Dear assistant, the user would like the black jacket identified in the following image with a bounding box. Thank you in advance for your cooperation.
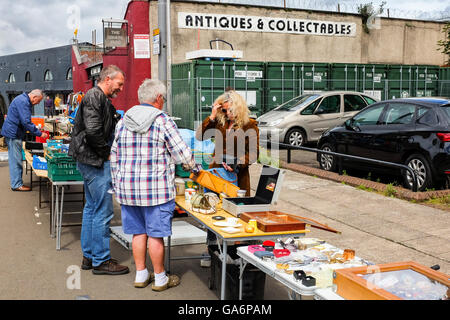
[68,86,120,168]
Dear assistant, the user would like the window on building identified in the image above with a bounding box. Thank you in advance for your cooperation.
[25,71,32,82]
[8,73,16,83]
[66,68,72,80]
[44,69,53,81]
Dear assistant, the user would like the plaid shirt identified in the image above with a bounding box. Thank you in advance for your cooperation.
[110,112,198,206]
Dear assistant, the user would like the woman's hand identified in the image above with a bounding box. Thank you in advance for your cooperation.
[222,162,234,172]
[210,103,222,121]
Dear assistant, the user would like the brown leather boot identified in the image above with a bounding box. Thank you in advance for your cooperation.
[81,256,92,270]
[92,259,129,275]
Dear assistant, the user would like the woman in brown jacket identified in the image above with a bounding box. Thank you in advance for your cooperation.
[196,90,259,196]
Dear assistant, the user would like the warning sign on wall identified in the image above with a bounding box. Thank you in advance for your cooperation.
[134,34,150,59]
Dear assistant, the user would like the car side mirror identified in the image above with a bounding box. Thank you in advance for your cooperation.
[345,119,360,132]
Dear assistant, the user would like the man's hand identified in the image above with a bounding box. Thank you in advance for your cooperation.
[40,132,49,140]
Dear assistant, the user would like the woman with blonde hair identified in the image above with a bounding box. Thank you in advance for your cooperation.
[196,90,259,196]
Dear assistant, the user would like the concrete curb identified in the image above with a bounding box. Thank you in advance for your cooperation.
[280,160,450,202]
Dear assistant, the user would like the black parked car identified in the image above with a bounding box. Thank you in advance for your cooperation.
[317,98,450,191]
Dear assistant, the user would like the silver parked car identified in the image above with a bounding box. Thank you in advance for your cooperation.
[257,91,378,146]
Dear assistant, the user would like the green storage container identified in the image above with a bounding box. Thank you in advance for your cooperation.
[359,64,387,91]
[330,63,361,92]
[387,65,415,99]
[439,67,450,97]
[298,63,330,93]
[387,65,439,98]
[264,62,300,112]
[358,64,388,101]
[413,65,439,97]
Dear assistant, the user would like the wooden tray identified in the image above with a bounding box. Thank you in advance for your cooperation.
[240,211,306,232]
[240,211,341,234]
[334,261,450,300]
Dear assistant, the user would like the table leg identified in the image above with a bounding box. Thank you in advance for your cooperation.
[57,186,64,250]
[39,177,42,209]
[221,240,228,300]
[29,164,33,191]
[239,258,243,300]
[51,184,55,238]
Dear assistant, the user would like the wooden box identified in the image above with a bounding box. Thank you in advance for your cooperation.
[240,211,306,232]
[333,261,450,300]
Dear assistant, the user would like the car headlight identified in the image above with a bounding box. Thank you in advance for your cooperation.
[267,118,284,127]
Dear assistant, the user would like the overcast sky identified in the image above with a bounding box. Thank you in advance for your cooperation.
[0,0,448,56]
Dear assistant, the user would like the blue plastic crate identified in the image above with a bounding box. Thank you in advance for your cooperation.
[32,155,48,170]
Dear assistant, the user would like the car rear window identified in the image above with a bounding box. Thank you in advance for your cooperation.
[441,105,450,121]
[417,106,438,126]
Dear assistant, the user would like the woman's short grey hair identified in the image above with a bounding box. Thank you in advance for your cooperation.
[138,79,166,104]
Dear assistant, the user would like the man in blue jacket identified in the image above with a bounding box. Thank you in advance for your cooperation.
[1,90,49,191]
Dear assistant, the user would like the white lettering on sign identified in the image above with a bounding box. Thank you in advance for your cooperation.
[234,70,263,79]
[178,12,356,37]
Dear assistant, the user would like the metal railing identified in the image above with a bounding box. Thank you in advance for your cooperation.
[260,139,418,192]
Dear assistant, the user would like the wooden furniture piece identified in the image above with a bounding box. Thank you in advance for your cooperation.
[240,211,306,232]
[334,261,450,300]
[240,211,341,234]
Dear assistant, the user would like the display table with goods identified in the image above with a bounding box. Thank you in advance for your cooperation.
[45,144,84,250]
[236,240,370,300]
[173,165,333,300]
[24,140,85,250]
[174,195,310,300]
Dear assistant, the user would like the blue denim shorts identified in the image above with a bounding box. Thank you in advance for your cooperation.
[121,200,175,238]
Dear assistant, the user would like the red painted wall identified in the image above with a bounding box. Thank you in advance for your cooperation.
[72,0,151,112]
[71,49,94,94]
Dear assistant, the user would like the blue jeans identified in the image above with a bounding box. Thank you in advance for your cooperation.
[77,161,114,267]
[5,137,24,189]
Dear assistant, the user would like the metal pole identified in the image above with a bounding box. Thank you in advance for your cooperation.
[158,1,168,109]
[166,0,172,115]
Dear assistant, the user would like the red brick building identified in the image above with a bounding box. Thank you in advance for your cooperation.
[71,0,151,111]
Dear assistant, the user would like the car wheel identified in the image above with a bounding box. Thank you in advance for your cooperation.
[319,143,337,172]
[403,154,433,191]
[285,128,306,147]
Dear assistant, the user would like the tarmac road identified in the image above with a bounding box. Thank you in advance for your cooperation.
[0,160,448,300]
